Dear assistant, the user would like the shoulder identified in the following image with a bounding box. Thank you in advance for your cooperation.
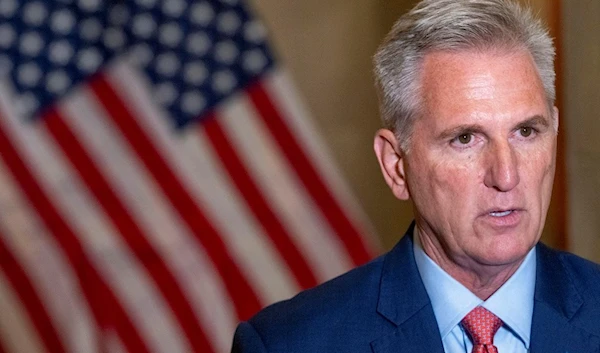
[538,243,600,325]
[556,248,600,298]
[236,255,391,352]
[540,243,600,294]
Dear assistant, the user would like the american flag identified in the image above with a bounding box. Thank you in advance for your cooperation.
[0,0,378,352]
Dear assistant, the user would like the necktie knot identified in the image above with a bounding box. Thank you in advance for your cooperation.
[461,306,502,353]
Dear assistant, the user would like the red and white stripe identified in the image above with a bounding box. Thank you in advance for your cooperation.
[0,60,378,353]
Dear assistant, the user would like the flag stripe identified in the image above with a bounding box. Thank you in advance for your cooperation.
[202,114,318,289]
[104,331,127,353]
[88,74,262,320]
[0,235,65,353]
[247,81,372,266]
[107,63,299,307]
[60,84,239,353]
[0,155,99,353]
[218,95,354,282]
[41,108,213,353]
[264,72,376,236]
[3,87,192,353]
[0,272,45,353]
[0,109,151,353]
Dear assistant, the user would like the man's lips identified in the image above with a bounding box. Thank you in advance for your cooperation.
[489,210,513,217]
[481,207,524,217]
[479,208,524,228]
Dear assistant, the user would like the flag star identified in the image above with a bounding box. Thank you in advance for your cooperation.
[212,70,237,94]
[183,62,208,85]
[0,0,18,18]
[186,32,211,56]
[46,70,71,94]
[22,1,48,27]
[0,24,17,49]
[154,82,178,105]
[244,21,267,44]
[242,49,267,74]
[217,11,241,35]
[163,0,187,18]
[16,92,40,117]
[50,9,76,35]
[155,52,180,77]
[128,43,153,67]
[48,40,74,66]
[78,0,101,12]
[190,2,214,26]
[181,91,206,116]
[80,18,103,41]
[104,27,127,51]
[214,40,239,64]
[17,62,43,87]
[77,47,103,73]
[109,4,130,26]
[158,23,183,48]
[132,13,157,39]
[19,31,45,57]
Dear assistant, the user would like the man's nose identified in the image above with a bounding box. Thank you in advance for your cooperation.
[483,142,520,192]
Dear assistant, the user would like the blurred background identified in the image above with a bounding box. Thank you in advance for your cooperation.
[0,0,597,352]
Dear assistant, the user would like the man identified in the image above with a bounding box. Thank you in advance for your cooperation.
[232,0,600,352]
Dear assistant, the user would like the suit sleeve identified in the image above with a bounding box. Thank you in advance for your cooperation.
[231,321,268,353]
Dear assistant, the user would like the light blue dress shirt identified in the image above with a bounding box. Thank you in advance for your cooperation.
[413,229,536,353]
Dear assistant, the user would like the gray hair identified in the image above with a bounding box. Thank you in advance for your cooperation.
[373,0,556,151]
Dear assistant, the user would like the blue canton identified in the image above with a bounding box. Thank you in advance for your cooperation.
[0,0,275,129]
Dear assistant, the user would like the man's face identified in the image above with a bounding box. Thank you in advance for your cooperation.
[404,49,557,269]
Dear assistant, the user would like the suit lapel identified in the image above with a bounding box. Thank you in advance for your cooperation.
[530,243,600,353]
[531,302,599,353]
[370,226,444,353]
[370,305,443,353]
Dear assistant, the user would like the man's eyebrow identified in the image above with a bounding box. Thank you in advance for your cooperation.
[514,115,550,129]
[437,124,484,140]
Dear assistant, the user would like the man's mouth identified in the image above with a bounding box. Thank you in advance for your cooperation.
[489,210,513,217]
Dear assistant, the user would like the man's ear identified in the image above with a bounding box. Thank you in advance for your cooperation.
[373,129,410,200]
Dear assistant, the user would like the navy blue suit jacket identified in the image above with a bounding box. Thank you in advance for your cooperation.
[232,226,600,352]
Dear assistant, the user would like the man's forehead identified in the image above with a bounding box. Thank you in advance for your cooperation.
[420,48,539,82]
[414,49,549,130]
[420,50,544,101]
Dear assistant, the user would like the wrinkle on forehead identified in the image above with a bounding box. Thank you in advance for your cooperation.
[464,72,497,100]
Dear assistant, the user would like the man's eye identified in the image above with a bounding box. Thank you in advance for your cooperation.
[457,134,472,144]
[520,127,533,137]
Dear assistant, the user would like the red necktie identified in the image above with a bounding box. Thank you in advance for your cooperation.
[461,306,503,353]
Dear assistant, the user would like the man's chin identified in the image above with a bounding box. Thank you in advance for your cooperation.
[471,243,534,267]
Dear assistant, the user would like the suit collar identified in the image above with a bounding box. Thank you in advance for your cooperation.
[530,243,600,352]
[376,224,430,326]
[372,224,445,353]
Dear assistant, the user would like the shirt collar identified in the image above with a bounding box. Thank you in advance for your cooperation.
[482,246,536,348]
[413,227,536,347]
